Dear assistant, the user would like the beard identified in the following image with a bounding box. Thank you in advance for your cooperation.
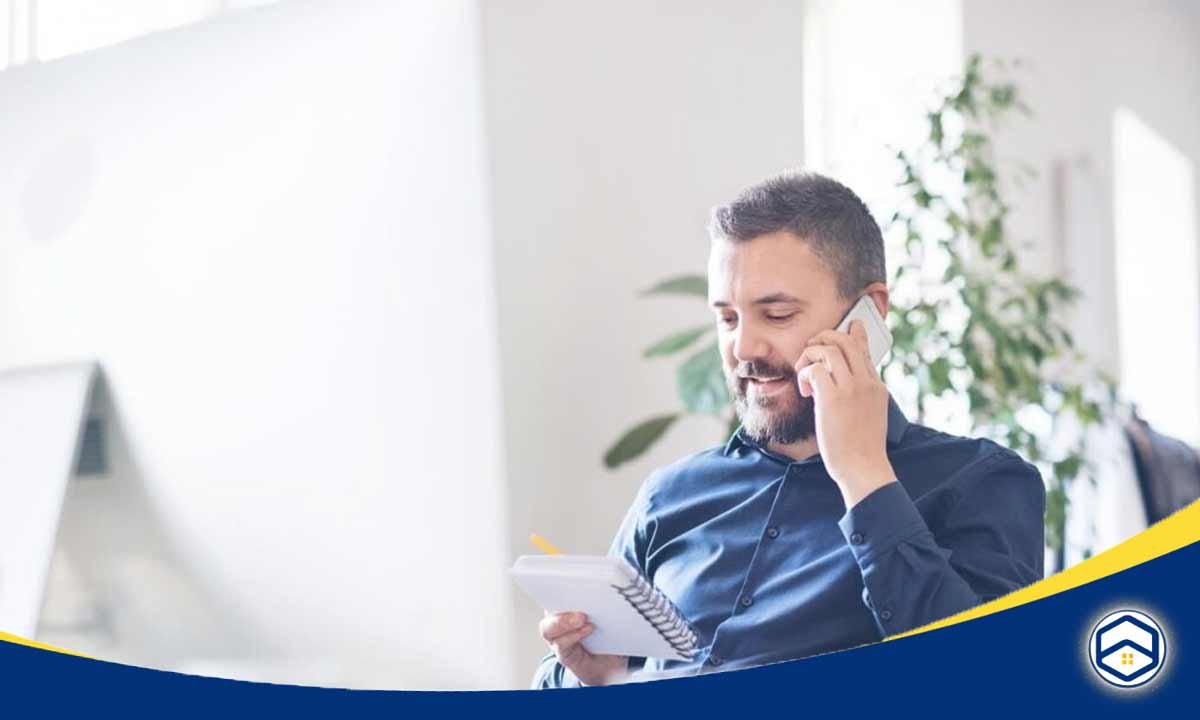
[726,358,816,445]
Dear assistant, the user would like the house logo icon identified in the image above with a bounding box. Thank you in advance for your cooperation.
[1087,609,1167,688]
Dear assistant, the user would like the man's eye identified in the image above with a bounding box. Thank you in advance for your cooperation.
[719,315,738,327]
[766,313,796,322]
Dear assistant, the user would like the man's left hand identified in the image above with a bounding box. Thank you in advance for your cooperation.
[795,320,897,510]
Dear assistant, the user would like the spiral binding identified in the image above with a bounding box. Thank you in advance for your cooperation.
[611,575,698,658]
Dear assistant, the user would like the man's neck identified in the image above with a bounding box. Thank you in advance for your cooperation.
[766,435,821,463]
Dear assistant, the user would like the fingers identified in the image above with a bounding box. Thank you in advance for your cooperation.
[540,612,588,643]
[809,321,875,378]
[797,362,834,398]
[799,344,851,385]
[847,319,873,370]
[848,318,868,342]
[550,624,596,666]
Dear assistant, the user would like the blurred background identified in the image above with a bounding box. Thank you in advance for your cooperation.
[0,0,1197,691]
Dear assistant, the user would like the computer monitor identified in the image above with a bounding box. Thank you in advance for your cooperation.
[0,0,514,689]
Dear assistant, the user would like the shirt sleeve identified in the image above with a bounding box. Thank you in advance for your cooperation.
[837,451,1045,638]
[530,474,657,689]
[530,653,583,690]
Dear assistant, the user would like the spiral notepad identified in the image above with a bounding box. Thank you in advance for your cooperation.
[510,555,698,661]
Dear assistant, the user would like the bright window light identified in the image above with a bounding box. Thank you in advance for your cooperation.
[802,0,962,213]
[1,1,9,69]
[35,0,216,61]
[1113,107,1200,444]
[5,0,35,66]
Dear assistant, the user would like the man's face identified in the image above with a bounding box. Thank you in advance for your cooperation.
[708,231,850,445]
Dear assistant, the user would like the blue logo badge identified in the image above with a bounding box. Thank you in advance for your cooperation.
[1087,609,1167,688]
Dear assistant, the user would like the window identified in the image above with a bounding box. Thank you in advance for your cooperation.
[3,0,37,68]
[1113,107,1200,444]
[1,0,283,67]
[1,4,8,70]
[802,0,963,214]
[36,0,216,61]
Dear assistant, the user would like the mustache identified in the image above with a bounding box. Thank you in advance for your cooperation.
[734,359,796,381]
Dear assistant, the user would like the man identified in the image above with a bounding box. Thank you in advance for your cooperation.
[534,172,1045,688]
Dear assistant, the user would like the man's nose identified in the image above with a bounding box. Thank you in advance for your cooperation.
[731,323,770,364]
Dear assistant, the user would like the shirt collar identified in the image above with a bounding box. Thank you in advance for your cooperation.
[722,394,910,457]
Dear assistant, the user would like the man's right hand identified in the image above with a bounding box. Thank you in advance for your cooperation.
[539,611,629,686]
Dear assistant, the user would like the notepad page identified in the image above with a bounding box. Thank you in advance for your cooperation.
[510,555,692,661]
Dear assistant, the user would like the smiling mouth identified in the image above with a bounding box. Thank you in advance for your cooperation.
[742,376,791,395]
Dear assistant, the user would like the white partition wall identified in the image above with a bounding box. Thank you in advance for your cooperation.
[482,0,812,681]
[0,0,513,689]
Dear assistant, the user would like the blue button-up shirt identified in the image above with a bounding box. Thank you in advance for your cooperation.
[533,398,1045,687]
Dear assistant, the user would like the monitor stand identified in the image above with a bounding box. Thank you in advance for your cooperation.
[0,362,99,642]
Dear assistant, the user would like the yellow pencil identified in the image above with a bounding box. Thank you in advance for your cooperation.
[529,533,563,555]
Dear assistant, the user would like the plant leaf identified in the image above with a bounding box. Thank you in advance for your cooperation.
[928,356,953,394]
[643,325,711,358]
[603,414,679,469]
[641,274,707,298]
[1052,455,1082,482]
[676,341,729,415]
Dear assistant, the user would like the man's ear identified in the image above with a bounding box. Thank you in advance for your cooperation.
[863,282,889,318]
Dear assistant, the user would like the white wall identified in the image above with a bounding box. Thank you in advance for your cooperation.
[482,0,807,683]
[0,0,513,689]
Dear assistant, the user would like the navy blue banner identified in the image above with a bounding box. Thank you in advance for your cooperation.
[2,537,1194,716]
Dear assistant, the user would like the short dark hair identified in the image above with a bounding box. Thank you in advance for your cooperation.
[709,171,886,299]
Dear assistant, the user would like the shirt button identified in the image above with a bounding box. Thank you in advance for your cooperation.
[880,609,894,621]
[765,526,780,539]
[709,654,723,667]
[850,532,864,545]
[739,595,754,608]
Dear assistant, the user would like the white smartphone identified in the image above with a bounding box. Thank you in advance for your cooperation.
[835,295,893,366]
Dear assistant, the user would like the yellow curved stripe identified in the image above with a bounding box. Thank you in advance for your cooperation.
[889,496,1200,641]
[0,629,91,658]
